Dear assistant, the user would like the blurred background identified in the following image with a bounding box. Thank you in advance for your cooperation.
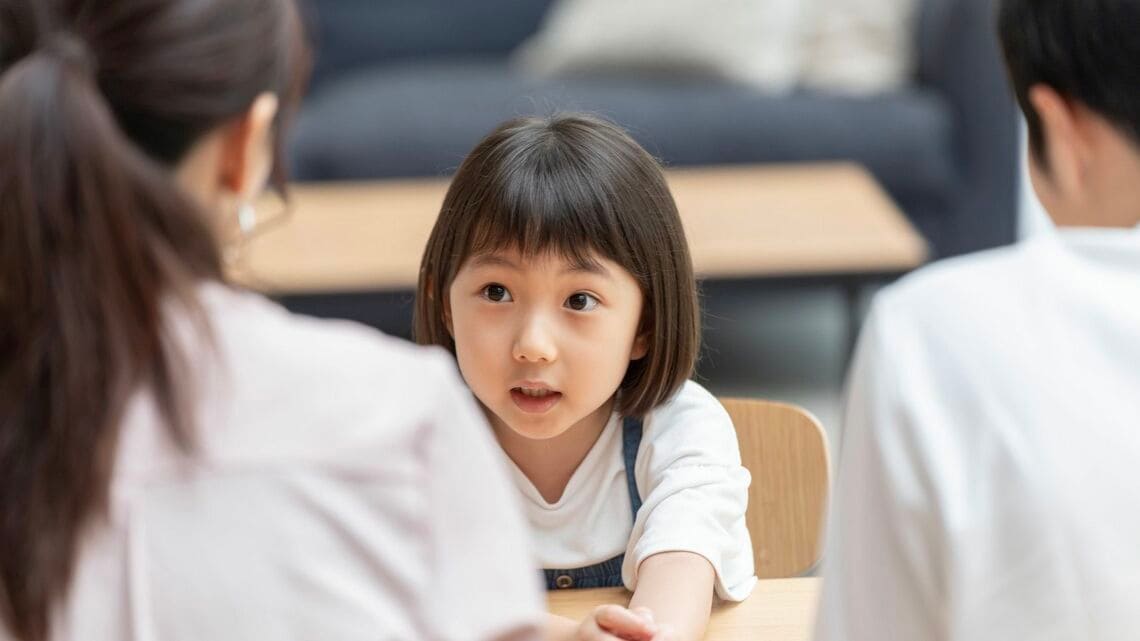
[280,0,1023,434]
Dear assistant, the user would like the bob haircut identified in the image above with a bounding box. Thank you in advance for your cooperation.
[414,113,699,418]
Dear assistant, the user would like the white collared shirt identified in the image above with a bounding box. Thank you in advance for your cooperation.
[817,228,1140,641]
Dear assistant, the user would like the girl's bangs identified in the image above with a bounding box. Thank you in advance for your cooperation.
[460,173,623,273]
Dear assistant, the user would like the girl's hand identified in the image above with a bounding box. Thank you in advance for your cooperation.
[575,605,658,641]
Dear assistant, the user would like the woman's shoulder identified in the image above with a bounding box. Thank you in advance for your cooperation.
[201,283,434,364]
[173,284,467,466]
[199,283,453,379]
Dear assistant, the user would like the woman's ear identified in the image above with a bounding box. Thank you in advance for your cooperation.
[218,92,279,200]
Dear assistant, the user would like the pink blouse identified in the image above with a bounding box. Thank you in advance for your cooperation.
[40,284,542,641]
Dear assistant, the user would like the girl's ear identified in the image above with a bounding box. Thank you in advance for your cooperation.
[424,274,455,339]
[630,331,649,361]
[441,289,455,339]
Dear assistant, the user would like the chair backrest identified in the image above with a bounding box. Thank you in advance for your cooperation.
[719,398,831,578]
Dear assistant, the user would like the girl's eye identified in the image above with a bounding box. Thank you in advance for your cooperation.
[565,292,599,312]
[481,284,512,303]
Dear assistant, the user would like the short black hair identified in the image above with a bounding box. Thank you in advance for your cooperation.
[415,114,700,418]
[998,0,1140,165]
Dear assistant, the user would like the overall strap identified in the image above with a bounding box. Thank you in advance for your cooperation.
[542,416,645,591]
[621,416,644,519]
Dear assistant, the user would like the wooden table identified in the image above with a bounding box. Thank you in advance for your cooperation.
[547,578,821,641]
[232,163,926,295]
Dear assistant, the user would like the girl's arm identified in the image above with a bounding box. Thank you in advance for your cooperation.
[544,552,715,641]
[628,551,715,641]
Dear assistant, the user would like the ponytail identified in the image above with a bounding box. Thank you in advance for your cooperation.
[0,0,306,634]
[0,35,221,641]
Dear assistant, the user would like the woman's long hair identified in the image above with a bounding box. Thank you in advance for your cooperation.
[0,0,307,638]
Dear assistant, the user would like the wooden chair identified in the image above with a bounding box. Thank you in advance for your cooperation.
[719,398,831,578]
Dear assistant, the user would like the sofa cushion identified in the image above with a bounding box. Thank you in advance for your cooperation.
[514,0,917,96]
[513,0,806,93]
[801,0,919,94]
[289,60,956,208]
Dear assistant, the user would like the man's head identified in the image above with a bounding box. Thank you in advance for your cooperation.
[999,0,1140,227]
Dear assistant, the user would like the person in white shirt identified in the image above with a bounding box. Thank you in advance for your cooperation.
[415,114,756,641]
[815,1,1140,639]
[0,2,541,640]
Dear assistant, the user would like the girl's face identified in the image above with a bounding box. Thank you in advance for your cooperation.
[447,247,648,442]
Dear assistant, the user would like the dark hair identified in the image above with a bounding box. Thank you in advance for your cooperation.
[0,1,307,638]
[998,0,1140,166]
[414,113,700,418]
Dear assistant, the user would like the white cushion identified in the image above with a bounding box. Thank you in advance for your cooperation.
[513,0,916,95]
[514,0,807,93]
[801,0,919,94]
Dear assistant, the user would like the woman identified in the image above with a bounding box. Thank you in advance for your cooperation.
[0,1,541,639]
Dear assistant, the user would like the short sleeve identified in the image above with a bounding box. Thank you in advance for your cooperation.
[813,297,948,641]
[622,381,757,601]
[419,356,544,641]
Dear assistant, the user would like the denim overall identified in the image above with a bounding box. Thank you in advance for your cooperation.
[544,416,643,590]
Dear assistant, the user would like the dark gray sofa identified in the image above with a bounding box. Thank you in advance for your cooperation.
[290,0,1018,259]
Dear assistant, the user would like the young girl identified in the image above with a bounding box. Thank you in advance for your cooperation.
[415,114,756,640]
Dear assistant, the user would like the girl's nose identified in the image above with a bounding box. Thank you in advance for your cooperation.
[512,314,558,363]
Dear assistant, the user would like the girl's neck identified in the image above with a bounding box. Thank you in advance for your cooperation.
[491,396,617,504]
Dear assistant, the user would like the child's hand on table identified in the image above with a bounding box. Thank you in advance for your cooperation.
[573,605,677,641]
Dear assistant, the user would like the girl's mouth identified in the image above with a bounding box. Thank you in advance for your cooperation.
[510,387,563,413]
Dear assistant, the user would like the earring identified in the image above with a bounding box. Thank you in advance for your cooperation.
[238,203,257,236]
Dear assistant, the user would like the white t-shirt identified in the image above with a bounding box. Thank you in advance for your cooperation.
[507,380,757,601]
[816,228,1140,641]
[37,284,543,641]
